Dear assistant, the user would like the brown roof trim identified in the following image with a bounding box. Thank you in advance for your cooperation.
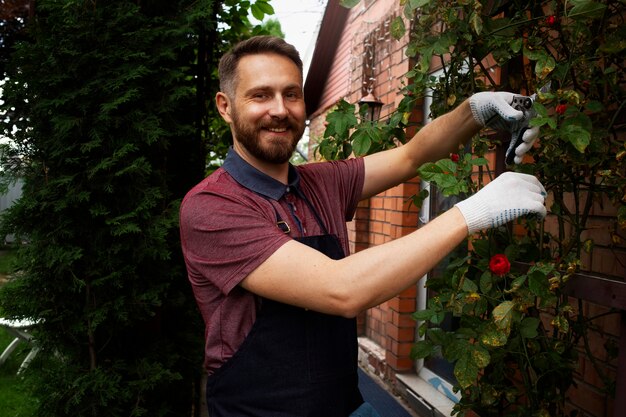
[303,0,349,118]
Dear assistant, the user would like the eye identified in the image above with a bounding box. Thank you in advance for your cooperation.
[252,93,269,100]
[285,91,302,101]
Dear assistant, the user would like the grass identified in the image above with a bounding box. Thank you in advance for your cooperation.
[0,245,18,276]
[0,327,37,417]
[0,246,37,416]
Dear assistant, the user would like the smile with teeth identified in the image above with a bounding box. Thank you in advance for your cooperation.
[267,127,288,133]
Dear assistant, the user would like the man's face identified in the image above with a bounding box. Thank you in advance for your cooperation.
[226,53,306,165]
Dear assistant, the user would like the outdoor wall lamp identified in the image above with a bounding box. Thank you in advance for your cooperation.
[358,92,383,122]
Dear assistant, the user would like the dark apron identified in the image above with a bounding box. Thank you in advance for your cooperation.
[205,198,363,416]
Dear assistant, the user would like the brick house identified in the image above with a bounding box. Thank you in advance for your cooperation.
[303,1,624,416]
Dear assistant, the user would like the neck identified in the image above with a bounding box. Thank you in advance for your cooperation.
[232,143,290,184]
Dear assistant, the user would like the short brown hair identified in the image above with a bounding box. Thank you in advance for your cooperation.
[218,35,303,97]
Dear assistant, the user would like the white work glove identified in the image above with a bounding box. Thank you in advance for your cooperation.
[455,172,547,234]
[469,92,539,164]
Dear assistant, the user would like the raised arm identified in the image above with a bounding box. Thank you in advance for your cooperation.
[241,206,468,318]
[360,92,540,200]
[241,172,546,317]
[361,100,479,200]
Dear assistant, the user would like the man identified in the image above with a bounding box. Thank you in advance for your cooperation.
[180,36,545,417]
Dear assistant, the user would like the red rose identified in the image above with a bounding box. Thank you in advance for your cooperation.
[489,254,511,276]
[555,104,568,115]
[545,15,557,26]
[450,153,460,162]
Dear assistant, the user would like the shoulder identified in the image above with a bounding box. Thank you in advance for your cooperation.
[182,168,260,209]
[297,157,364,184]
[180,168,272,226]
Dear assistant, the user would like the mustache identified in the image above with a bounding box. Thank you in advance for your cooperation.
[259,121,293,129]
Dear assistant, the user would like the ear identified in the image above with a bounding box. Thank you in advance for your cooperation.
[215,92,233,124]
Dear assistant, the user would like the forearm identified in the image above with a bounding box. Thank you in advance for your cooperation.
[404,100,481,169]
[361,100,481,199]
[243,207,468,317]
[332,207,467,316]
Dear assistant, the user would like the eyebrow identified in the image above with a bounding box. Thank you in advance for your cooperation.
[244,83,302,94]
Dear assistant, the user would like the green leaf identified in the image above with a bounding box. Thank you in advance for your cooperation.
[409,0,431,8]
[504,244,520,262]
[454,349,480,389]
[405,40,419,59]
[411,340,435,359]
[505,275,527,294]
[472,345,491,368]
[325,102,358,139]
[390,16,406,40]
[410,189,430,210]
[462,278,479,293]
[447,255,470,270]
[412,308,435,321]
[433,32,457,54]
[250,4,264,21]
[445,339,469,361]
[469,11,482,35]
[254,0,274,15]
[471,238,491,258]
[585,100,603,113]
[479,270,493,293]
[432,310,446,324]
[481,325,509,347]
[519,317,540,339]
[470,157,489,166]
[350,128,373,156]
[418,159,465,195]
[568,0,607,20]
[339,0,361,8]
[484,16,515,37]
[529,270,549,297]
[535,55,556,79]
[428,328,453,346]
[562,124,591,153]
[418,49,433,72]
[552,315,570,333]
[510,38,523,53]
[492,300,515,330]
[523,47,547,61]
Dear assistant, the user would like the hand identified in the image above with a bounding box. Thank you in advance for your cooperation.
[454,172,547,234]
[506,125,539,165]
[469,92,539,164]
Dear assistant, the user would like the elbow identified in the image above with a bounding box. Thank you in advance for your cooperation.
[325,289,368,319]
[339,305,365,319]
[318,262,372,318]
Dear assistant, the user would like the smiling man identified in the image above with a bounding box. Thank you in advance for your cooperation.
[216,43,306,169]
[180,36,546,417]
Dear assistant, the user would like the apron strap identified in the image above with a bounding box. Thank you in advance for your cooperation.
[270,204,291,234]
[264,189,330,236]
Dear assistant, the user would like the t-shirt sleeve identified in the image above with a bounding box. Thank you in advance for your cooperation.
[299,157,365,222]
[180,182,292,295]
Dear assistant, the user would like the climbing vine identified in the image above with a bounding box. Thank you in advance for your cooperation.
[326,1,624,415]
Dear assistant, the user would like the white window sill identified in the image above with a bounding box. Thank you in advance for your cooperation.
[396,373,456,417]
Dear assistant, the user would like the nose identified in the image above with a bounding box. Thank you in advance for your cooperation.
[268,95,288,119]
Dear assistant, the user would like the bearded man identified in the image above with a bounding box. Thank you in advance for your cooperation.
[180,36,546,417]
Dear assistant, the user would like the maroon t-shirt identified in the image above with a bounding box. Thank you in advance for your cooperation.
[179,149,365,373]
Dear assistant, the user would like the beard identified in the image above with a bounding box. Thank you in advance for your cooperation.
[230,109,305,164]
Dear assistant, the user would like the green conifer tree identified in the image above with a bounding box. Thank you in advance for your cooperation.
[0,0,277,414]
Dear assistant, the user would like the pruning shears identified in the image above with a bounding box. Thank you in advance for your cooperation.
[504,82,551,165]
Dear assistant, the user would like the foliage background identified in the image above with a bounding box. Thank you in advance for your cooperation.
[0,0,277,415]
